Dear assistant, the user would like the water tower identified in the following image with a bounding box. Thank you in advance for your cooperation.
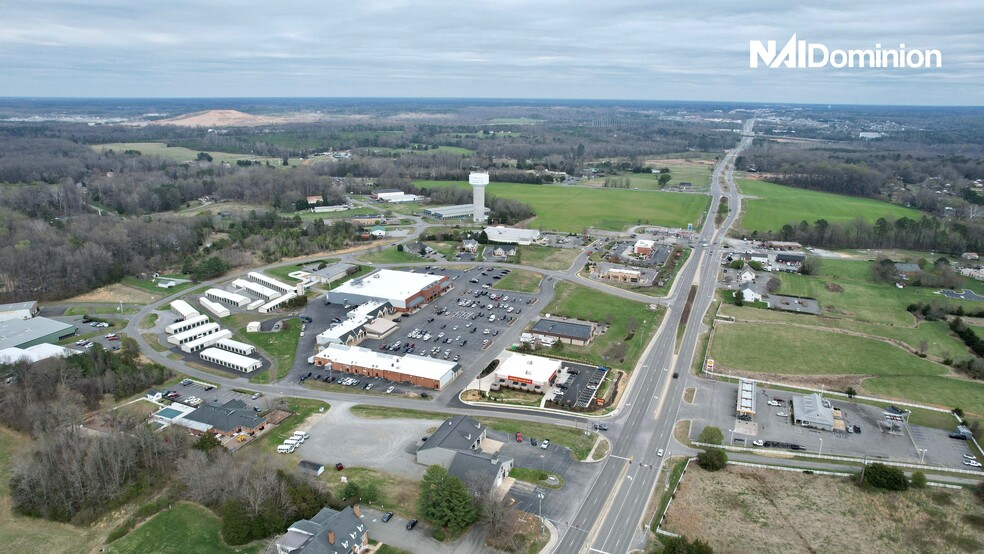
[469,171,489,223]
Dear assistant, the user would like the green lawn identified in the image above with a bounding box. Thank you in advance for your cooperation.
[324,467,421,518]
[94,142,299,167]
[261,398,330,449]
[377,545,414,554]
[121,276,196,296]
[358,247,423,265]
[228,321,301,384]
[736,179,922,233]
[105,502,260,554]
[516,245,581,271]
[540,282,664,369]
[493,269,543,293]
[509,467,564,490]
[64,304,139,316]
[295,207,380,220]
[862,376,984,418]
[414,180,708,232]
[582,160,714,190]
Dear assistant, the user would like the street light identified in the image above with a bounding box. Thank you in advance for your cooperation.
[728,428,735,445]
[537,491,545,535]
[818,437,823,456]
[919,448,927,463]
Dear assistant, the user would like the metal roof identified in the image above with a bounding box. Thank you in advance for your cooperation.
[737,378,756,415]
[417,415,485,453]
[0,317,76,350]
[792,393,835,428]
[531,318,593,341]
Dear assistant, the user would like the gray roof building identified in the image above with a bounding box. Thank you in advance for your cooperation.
[792,393,835,431]
[418,415,486,454]
[0,317,76,350]
[298,460,325,476]
[895,262,921,274]
[447,450,513,495]
[277,506,367,554]
[776,252,806,263]
[531,318,594,342]
[184,399,266,434]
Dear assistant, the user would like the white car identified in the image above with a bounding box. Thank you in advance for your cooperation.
[540,439,550,450]
[766,400,780,407]
[386,386,395,394]
[656,448,664,457]
[964,454,977,460]
[964,460,983,468]
[776,411,788,417]
[752,440,765,447]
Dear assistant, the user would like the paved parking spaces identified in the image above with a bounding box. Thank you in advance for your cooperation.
[165,379,260,411]
[686,380,976,470]
[548,363,606,409]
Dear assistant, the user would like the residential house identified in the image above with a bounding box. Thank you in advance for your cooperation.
[492,246,517,257]
[737,269,756,284]
[416,416,514,497]
[276,506,368,554]
[461,239,479,253]
[895,262,921,278]
[737,284,762,303]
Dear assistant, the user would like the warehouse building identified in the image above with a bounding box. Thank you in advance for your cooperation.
[165,314,210,335]
[199,347,263,373]
[792,393,835,431]
[0,317,77,350]
[232,278,279,300]
[180,328,233,353]
[313,343,459,390]
[170,299,200,320]
[484,226,541,245]
[0,301,40,322]
[324,269,451,312]
[304,263,358,285]
[376,191,420,203]
[0,343,77,365]
[168,322,220,346]
[247,272,296,295]
[423,204,491,220]
[205,288,251,308]
[198,297,230,318]
[259,292,298,313]
[491,352,561,393]
[530,318,596,346]
[216,338,257,356]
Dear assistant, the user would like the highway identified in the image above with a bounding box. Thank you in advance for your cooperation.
[557,120,754,554]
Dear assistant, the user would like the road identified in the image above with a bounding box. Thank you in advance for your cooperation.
[557,119,754,554]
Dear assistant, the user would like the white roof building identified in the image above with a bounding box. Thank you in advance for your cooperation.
[492,352,562,391]
[0,301,39,322]
[170,299,200,320]
[247,272,296,295]
[205,288,251,308]
[165,314,211,335]
[314,343,458,389]
[232,278,279,300]
[199,347,262,373]
[198,297,230,318]
[0,343,77,365]
[258,292,298,314]
[324,269,449,312]
[633,239,656,253]
[484,226,541,245]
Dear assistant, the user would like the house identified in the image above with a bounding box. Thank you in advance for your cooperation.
[461,239,479,253]
[180,399,267,436]
[405,242,433,257]
[895,262,921,277]
[492,246,516,257]
[962,252,979,261]
[736,284,761,303]
[146,390,163,402]
[737,269,756,284]
[416,416,514,497]
[276,506,368,554]
[369,226,386,238]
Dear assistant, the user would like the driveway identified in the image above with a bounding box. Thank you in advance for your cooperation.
[361,507,496,554]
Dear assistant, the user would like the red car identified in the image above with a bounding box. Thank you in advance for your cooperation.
[515,432,523,443]
[335,463,344,471]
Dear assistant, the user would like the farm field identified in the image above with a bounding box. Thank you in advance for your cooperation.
[581,158,714,190]
[543,282,663,370]
[93,142,300,167]
[516,245,581,271]
[492,269,543,293]
[414,180,708,232]
[105,502,260,554]
[357,246,423,264]
[663,465,984,554]
[736,179,922,233]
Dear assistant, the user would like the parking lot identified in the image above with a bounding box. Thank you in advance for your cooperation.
[687,380,980,470]
[546,362,607,408]
[162,378,262,412]
[291,265,541,395]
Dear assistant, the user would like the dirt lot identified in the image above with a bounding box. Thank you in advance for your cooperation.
[664,465,984,554]
[66,283,158,304]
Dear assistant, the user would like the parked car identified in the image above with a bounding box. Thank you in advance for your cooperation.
[593,423,609,431]
[530,438,537,447]
[335,463,344,471]
[406,519,418,530]
[516,432,523,442]
[776,411,788,417]
[541,439,550,450]
[752,440,765,447]
[382,512,394,522]
[965,460,983,468]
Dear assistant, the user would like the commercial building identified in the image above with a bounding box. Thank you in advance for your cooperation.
[634,239,656,256]
[0,317,77,350]
[324,269,451,312]
[422,204,491,220]
[792,393,835,431]
[0,343,77,365]
[316,317,369,346]
[601,267,642,283]
[484,226,541,245]
[198,297,231,318]
[491,352,561,393]
[233,278,280,300]
[168,322,220,346]
[305,263,358,285]
[736,378,756,416]
[313,343,458,390]
[416,416,513,497]
[205,288,251,308]
[530,318,595,346]
[0,301,40,322]
[461,239,479,253]
[181,399,267,435]
[170,299,200,320]
[165,314,210,335]
[764,241,802,250]
[199,347,263,373]
[276,506,367,554]
[376,191,419,203]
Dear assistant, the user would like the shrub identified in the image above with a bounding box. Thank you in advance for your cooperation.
[697,449,727,471]
[698,426,724,445]
[911,471,927,488]
[863,463,908,491]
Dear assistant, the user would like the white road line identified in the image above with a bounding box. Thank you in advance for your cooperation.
[609,455,631,461]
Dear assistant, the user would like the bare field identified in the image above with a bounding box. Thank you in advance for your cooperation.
[65,283,159,304]
[664,465,984,554]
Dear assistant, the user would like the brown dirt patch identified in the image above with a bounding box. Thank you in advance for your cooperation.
[825,282,844,293]
[664,465,984,554]
[151,109,321,127]
[264,409,293,425]
[66,283,158,304]
[725,368,866,393]
[461,389,483,401]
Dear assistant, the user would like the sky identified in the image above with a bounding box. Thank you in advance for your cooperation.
[1,0,982,105]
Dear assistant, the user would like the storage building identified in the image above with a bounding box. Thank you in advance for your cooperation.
[324,269,451,312]
[165,314,210,335]
[247,272,295,295]
[180,328,233,353]
[259,292,298,313]
[168,322,220,346]
[198,297,231,318]
[216,338,257,356]
[170,299,199,320]
[199,347,263,373]
[205,288,251,308]
[232,278,279,300]
[314,343,458,390]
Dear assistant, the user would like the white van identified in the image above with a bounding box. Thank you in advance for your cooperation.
[283,438,300,447]
[293,431,310,441]
[277,444,295,454]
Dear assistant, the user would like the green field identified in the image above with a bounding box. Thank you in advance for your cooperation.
[493,269,543,293]
[261,398,330,449]
[414,180,708,232]
[105,502,260,554]
[94,142,300,167]
[516,245,581,271]
[582,159,714,190]
[224,319,301,384]
[736,179,922,233]
[541,282,664,369]
[358,246,423,264]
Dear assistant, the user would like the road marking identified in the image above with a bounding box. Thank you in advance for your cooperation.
[610,455,631,461]
[589,549,612,554]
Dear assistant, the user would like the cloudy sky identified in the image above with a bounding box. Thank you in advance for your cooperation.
[1,0,981,105]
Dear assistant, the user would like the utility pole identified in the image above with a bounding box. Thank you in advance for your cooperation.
[537,491,545,536]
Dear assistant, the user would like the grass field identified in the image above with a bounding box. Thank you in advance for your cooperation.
[121,276,196,296]
[582,159,714,190]
[736,179,922,233]
[358,246,423,264]
[541,282,664,369]
[493,269,543,293]
[414,180,708,232]
[63,304,138,316]
[325,467,421,518]
[664,465,984,554]
[261,398,330,450]
[515,245,580,271]
[226,319,301,384]
[94,142,299,167]
[105,502,260,554]
[295,207,380,220]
